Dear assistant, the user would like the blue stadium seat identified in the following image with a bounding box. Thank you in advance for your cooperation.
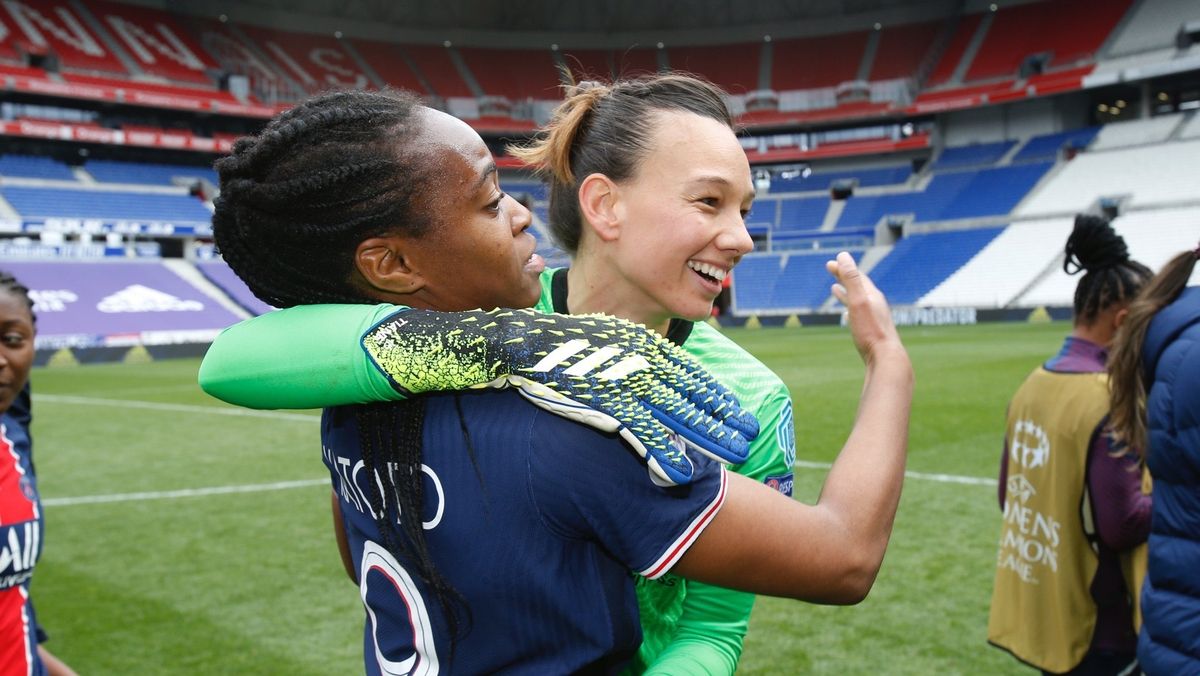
[0,154,76,181]
[868,227,1004,304]
[85,159,218,186]
[933,140,1016,169]
[1,186,213,223]
[776,196,831,230]
[1010,127,1100,163]
[770,165,911,192]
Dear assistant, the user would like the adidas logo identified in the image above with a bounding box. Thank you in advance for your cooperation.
[29,289,78,313]
[528,339,650,380]
[97,285,204,313]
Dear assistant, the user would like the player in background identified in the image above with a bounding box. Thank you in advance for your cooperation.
[1107,242,1200,674]
[988,216,1152,675]
[0,272,77,676]
[202,88,912,673]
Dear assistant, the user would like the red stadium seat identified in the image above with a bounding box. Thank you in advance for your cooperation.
[347,39,430,95]
[457,47,562,100]
[403,44,474,98]
[0,0,128,75]
[669,43,760,94]
[869,21,942,82]
[924,13,982,87]
[770,31,869,91]
[88,0,219,86]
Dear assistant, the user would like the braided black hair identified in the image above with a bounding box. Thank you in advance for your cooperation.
[1063,214,1151,325]
[212,88,436,308]
[213,89,470,654]
[0,271,35,326]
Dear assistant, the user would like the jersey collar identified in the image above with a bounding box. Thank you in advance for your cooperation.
[550,268,694,346]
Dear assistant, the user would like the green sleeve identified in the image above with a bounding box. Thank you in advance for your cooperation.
[643,580,753,675]
[644,385,794,675]
[197,304,404,409]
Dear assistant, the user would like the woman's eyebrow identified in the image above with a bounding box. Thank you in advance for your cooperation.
[471,162,499,193]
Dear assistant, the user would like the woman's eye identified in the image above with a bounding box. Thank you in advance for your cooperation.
[1,334,26,347]
[699,197,719,208]
[488,193,507,212]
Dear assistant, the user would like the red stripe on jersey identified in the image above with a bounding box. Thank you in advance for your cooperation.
[0,426,35,526]
[0,586,33,675]
[641,467,728,579]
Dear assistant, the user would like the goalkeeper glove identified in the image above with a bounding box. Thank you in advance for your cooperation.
[361,307,759,486]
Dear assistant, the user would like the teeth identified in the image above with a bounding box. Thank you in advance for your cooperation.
[687,260,727,282]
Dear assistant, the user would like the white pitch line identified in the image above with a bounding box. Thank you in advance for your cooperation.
[33,394,320,423]
[42,479,328,507]
[794,460,994,487]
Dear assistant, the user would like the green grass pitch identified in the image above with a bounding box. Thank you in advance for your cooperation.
[29,321,1068,674]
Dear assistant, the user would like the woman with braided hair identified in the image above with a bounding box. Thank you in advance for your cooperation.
[204,85,913,674]
[1107,242,1200,674]
[0,271,76,676]
[988,215,1154,675]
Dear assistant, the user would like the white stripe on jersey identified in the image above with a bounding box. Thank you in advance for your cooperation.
[639,467,728,579]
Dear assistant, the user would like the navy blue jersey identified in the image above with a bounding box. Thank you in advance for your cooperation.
[0,384,45,675]
[322,390,726,675]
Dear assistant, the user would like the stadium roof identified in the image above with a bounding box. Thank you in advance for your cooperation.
[148,0,990,44]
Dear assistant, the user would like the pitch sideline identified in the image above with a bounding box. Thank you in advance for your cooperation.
[35,394,994,506]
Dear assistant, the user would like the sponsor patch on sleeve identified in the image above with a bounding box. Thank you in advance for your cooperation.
[764,472,794,497]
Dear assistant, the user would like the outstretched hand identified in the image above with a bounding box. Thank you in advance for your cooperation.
[826,252,903,367]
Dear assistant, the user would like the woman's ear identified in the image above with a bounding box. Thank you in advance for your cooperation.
[578,173,621,242]
[355,235,425,295]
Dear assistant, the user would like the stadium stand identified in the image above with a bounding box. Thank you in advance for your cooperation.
[87,0,221,86]
[0,155,77,181]
[194,260,273,316]
[457,47,562,100]
[868,21,942,82]
[965,0,1131,81]
[82,159,217,186]
[1016,138,1200,215]
[732,250,866,314]
[1104,0,1200,56]
[920,218,1075,307]
[770,32,870,90]
[235,25,372,94]
[777,196,832,231]
[1089,113,1184,150]
[924,13,983,87]
[0,0,1196,331]
[1009,127,1101,163]
[1017,207,1200,307]
[0,0,129,75]
[400,44,475,98]
[868,227,1005,305]
[346,39,431,94]
[837,162,1051,228]
[1,185,212,223]
[668,43,760,93]
[932,140,1016,169]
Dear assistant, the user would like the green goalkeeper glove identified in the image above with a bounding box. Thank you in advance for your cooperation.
[361,307,759,486]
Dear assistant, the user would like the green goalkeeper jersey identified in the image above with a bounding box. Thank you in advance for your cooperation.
[535,269,795,675]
